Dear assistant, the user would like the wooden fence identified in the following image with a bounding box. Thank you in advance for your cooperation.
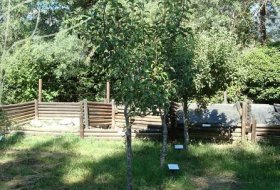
[0,101,35,127]
[115,106,162,130]
[36,101,81,120]
[86,101,114,128]
[1,100,280,143]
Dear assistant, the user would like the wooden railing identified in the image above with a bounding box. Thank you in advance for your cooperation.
[1,101,35,127]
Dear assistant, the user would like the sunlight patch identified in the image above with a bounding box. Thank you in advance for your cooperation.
[62,169,91,185]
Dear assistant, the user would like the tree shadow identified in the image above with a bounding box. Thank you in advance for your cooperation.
[1,134,279,190]
[185,143,280,190]
[0,134,184,190]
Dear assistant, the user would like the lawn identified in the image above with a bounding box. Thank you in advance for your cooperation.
[0,133,279,190]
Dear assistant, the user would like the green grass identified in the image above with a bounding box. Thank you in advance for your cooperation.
[0,133,279,190]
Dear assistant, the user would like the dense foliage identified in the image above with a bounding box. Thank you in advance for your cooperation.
[0,0,279,104]
[240,45,280,103]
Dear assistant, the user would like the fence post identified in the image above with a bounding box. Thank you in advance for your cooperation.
[251,118,257,143]
[112,99,115,129]
[83,99,89,129]
[106,81,110,103]
[35,99,39,120]
[38,79,42,102]
[241,101,247,141]
[223,91,228,104]
[80,101,84,138]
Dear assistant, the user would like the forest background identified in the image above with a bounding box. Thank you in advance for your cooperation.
[0,0,279,105]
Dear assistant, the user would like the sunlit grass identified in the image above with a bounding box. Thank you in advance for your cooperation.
[0,133,279,189]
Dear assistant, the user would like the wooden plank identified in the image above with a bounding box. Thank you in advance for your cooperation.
[7,110,35,119]
[38,114,80,118]
[89,112,112,116]
[90,122,112,125]
[38,111,81,114]
[88,108,112,113]
[3,107,33,114]
[10,117,34,125]
[39,102,80,105]
[9,113,35,121]
[257,124,280,131]
[256,132,280,136]
[130,121,161,125]
[89,119,112,123]
[38,107,80,111]
[256,129,280,132]
[88,102,112,106]
[90,115,112,119]
[256,124,280,127]
[38,117,79,120]
[2,104,34,112]
[0,101,34,108]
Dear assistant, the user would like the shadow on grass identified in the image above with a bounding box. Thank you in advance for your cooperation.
[1,134,280,190]
[184,142,280,190]
[0,133,185,190]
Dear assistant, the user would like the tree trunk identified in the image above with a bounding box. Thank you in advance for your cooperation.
[183,102,189,150]
[124,104,132,190]
[259,0,267,44]
[160,111,168,168]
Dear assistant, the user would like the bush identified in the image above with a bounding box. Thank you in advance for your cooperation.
[240,46,280,103]
[2,33,103,103]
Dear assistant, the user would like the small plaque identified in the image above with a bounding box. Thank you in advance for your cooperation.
[202,124,211,127]
[168,164,180,171]
[174,145,184,150]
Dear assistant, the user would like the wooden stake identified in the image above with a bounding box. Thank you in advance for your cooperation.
[38,79,42,102]
[223,91,228,104]
[106,81,110,103]
[83,99,89,129]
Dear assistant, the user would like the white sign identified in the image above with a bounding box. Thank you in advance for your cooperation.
[202,124,211,127]
[168,164,180,170]
[174,145,184,150]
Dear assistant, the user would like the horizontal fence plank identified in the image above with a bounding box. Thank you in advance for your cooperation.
[38,111,81,114]
[38,107,81,112]
[0,101,34,108]
[4,107,34,115]
[2,104,34,112]
[39,102,80,105]
[39,116,80,121]
[7,110,35,119]
[88,108,112,112]
[10,117,34,124]
[89,112,112,116]
[89,115,112,119]
[38,114,80,118]
[9,113,35,121]
[90,122,112,125]
[88,101,112,106]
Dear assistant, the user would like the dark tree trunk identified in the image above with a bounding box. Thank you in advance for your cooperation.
[124,104,132,190]
[160,111,168,168]
[183,102,189,150]
[259,0,267,44]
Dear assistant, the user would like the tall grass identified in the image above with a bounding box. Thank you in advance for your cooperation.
[0,134,279,189]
